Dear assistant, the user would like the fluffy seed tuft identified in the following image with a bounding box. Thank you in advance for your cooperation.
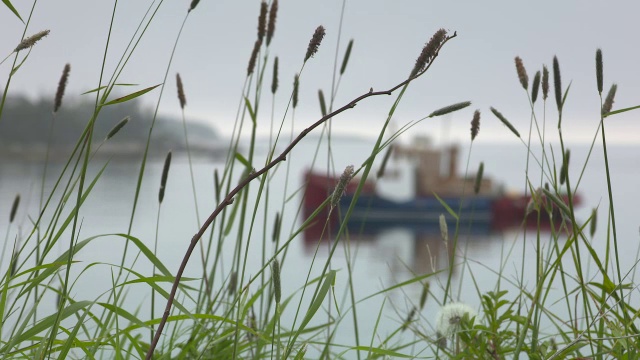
[596,49,603,94]
[14,30,50,52]
[514,56,529,90]
[304,26,326,61]
[266,0,278,46]
[436,302,476,337]
[602,84,617,115]
[470,110,480,141]
[54,64,71,113]
[410,28,447,78]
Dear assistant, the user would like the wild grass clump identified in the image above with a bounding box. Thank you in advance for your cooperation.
[1,2,639,360]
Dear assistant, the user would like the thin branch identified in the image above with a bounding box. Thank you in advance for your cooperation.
[146,32,457,359]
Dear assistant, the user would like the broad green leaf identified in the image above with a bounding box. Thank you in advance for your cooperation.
[2,0,23,23]
[101,84,161,106]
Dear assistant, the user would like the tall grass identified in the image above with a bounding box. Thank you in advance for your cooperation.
[1,1,640,359]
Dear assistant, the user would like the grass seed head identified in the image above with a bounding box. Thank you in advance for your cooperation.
[474,162,484,194]
[410,28,447,78]
[531,70,541,104]
[560,149,570,185]
[257,1,268,42]
[14,30,50,52]
[318,89,327,116]
[227,271,237,296]
[159,151,172,203]
[266,0,278,46]
[553,56,562,112]
[419,282,430,310]
[542,65,549,100]
[602,83,617,115]
[54,63,70,113]
[340,39,354,75]
[272,259,281,304]
[247,39,262,75]
[188,0,200,12]
[490,107,520,137]
[176,73,186,109]
[439,214,448,242]
[293,74,300,108]
[271,57,279,94]
[596,48,603,94]
[107,116,130,140]
[331,165,354,209]
[590,208,597,238]
[471,110,480,141]
[515,56,529,90]
[10,194,20,223]
[272,212,281,243]
[402,306,417,331]
[428,101,471,118]
[305,25,326,61]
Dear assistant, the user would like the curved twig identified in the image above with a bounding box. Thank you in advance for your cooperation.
[146,32,457,359]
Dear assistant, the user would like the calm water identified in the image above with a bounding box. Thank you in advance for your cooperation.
[1,136,639,356]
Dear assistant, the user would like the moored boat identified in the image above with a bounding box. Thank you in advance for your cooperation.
[301,138,580,239]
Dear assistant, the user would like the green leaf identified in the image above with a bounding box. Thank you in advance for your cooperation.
[10,50,30,75]
[2,0,24,23]
[100,84,161,106]
[81,83,139,95]
[244,96,256,126]
[433,192,459,221]
[604,104,640,117]
[234,152,251,169]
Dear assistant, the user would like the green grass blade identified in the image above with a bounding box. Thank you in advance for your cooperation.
[2,0,23,23]
[100,83,161,106]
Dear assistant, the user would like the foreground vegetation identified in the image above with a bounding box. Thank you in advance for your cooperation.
[1,1,640,359]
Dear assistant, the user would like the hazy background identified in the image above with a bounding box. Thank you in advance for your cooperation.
[1,0,640,144]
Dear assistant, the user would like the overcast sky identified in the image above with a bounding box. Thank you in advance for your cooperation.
[2,0,640,144]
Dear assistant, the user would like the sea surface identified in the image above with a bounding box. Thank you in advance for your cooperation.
[1,135,639,357]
